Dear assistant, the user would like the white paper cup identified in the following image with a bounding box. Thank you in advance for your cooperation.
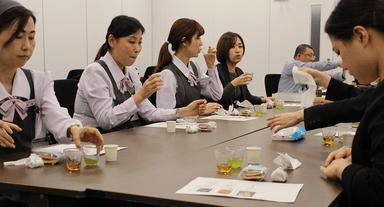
[167,121,176,132]
[343,134,354,148]
[104,144,118,161]
[246,147,261,164]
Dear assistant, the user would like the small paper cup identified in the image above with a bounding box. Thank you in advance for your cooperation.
[104,144,118,162]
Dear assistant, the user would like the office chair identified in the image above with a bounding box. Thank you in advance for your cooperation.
[264,74,281,97]
[142,66,157,106]
[66,69,84,80]
[47,79,79,144]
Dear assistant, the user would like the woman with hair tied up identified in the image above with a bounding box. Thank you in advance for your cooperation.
[155,18,223,114]
[0,0,104,155]
[215,32,275,110]
[267,0,384,206]
[74,15,205,133]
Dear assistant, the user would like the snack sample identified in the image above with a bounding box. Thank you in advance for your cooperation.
[239,165,269,181]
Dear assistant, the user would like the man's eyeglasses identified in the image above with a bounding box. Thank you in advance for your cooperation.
[301,53,316,59]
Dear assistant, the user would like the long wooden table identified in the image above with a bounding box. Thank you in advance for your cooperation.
[0,106,344,206]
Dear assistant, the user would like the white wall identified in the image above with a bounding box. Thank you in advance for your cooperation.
[17,0,339,96]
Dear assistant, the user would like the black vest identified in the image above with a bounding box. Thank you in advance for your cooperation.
[96,60,142,133]
[0,69,36,155]
[164,61,201,108]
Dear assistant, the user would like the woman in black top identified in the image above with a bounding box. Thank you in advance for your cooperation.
[267,0,384,206]
[215,32,275,110]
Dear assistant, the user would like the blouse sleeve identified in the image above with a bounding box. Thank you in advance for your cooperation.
[33,71,81,144]
[196,62,223,101]
[156,69,177,109]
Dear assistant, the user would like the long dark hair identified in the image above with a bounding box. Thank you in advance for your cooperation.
[0,6,36,48]
[155,18,204,73]
[216,32,245,64]
[95,15,145,61]
[325,0,384,41]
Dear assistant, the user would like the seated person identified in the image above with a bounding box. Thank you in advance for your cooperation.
[278,44,343,93]
[268,1,384,205]
[0,1,103,155]
[154,18,223,114]
[74,16,205,133]
[215,32,275,110]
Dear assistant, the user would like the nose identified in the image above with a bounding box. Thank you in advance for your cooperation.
[21,38,30,51]
[134,43,141,53]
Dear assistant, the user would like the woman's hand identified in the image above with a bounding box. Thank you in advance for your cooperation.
[266,109,304,133]
[231,73,253,87]
[203,46,217,69]
[201,102,223,115]
[133,73,163,106]
[324,146,352,167]
[179,99,207,117]
[299,67,331,88]
[320,158,351,180]
[71,126,104,153]
[0,120,22,148]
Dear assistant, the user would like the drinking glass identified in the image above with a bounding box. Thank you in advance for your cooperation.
[226,146,245,168]
[337,125,352,142]
[83,145,100,166]
[276,99,284,110]
[322,127,336,147]
[63,148,82,171]
[215,149,234,174]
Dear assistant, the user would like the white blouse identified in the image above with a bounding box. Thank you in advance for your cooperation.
[0,68,81,143]
[156,55,223,109]
[73,52,176,130]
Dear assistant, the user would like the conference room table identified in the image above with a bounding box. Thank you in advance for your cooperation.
[0,105,346,206]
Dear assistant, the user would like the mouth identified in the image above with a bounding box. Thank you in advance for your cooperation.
[18,55,29,59]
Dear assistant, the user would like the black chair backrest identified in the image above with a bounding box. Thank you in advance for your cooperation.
[142,66,157,106]
[67,69,84,80]
[53,79,79,117]
[142,66,156,84]
[264,74,281,97]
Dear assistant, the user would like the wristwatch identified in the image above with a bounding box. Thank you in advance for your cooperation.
[176,108,180,119]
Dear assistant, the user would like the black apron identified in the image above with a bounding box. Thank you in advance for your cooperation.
[96,60,143,134]
[0,69,36,155]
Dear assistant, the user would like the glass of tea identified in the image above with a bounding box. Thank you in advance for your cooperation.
[63,148,82,171]
[276,99,284,110]
[83,145,100,166]
[254,105,263,117]
[322,127,337,147]
[226,146,245,168]
[215,149,234,174]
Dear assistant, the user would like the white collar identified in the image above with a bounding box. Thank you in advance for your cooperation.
[0,68,30,101]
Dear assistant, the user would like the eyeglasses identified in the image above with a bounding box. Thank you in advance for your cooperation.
[301,53,316,59]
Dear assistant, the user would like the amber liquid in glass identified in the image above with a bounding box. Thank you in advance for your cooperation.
[323,136,335,146]
[217,164,232,173]
[66,161,81,171]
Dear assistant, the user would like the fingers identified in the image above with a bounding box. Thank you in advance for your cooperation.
[320,166,327,174]
[324,151,337,167]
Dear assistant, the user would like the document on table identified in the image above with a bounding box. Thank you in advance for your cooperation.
[201,115,258,121]
[176,177,303,203]
[32,144,127,155]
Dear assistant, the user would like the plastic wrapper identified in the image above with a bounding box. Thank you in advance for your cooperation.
[186,123,199,133]
[208,121,217,129]
[272,127,305,141]
[240,110,252,116]
[266,99,274,109]
[271,167,288,182]
[238,164,269,181]
[198,123,213,132]
[25,153,44,168]
[273,152,301,170]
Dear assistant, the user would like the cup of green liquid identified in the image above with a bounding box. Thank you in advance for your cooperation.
[276,99,284,110]
[226,146,245,168]
[254,105,263,116]
[83,145,100,166]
